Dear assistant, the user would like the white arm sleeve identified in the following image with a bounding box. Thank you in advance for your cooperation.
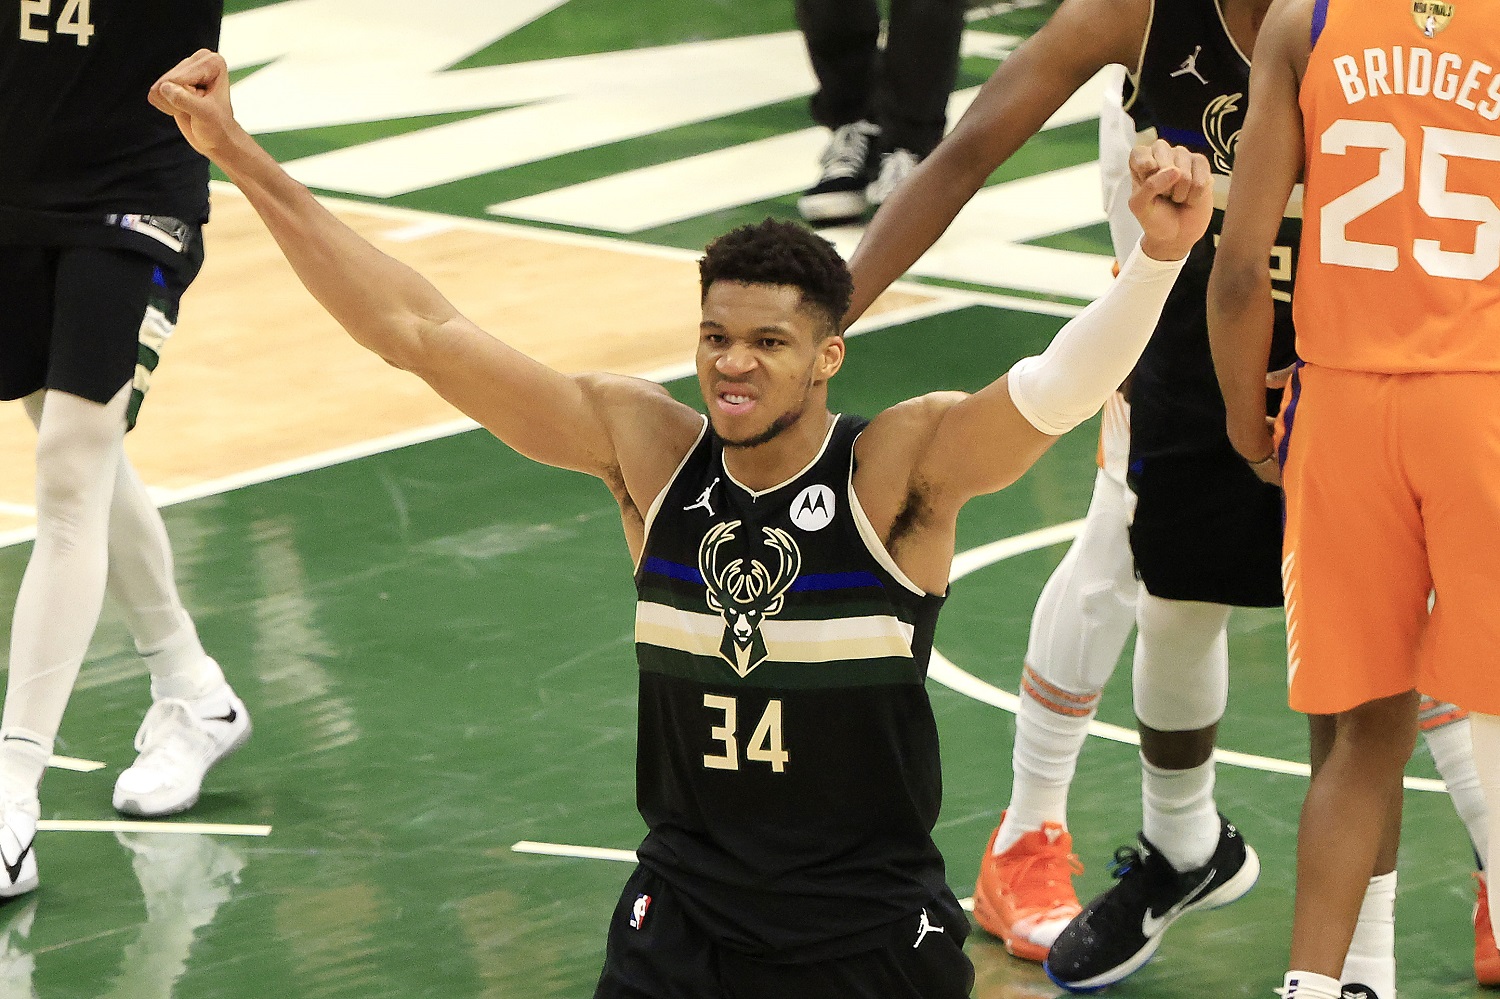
[1006,240,1186,437]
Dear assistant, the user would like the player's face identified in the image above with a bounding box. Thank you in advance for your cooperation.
[696,281,842,449]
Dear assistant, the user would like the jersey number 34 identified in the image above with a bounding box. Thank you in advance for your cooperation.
[703,694,788,773]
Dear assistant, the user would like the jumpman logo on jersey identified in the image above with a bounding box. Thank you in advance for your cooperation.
[1170,45,1209,85]
[913,908,945,948]
[684,477,720,516]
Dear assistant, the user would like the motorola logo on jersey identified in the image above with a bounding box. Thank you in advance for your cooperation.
[790,484,835,531]
[698,520,803,677]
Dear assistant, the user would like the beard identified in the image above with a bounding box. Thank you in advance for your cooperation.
[718,401,806,450]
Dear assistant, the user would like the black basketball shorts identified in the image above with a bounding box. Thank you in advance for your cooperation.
[0,236,203,429]
[594,866,974,999]
[1127,443,1285,608]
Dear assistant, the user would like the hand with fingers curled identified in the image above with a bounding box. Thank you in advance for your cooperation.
[1126,139,1214,263]
[148,49,241,162]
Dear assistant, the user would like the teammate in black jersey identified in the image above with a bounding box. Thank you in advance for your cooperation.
[149,48,1212,999]
[0,1,250,898]
[841,0,1490,991]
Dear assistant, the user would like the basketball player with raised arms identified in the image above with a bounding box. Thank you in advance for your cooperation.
[147,48,1210,999]
[1211,0,1500,996]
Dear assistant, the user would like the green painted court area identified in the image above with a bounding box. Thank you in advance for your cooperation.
[0,307,1483,997]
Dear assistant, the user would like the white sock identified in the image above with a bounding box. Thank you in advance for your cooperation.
[1141,755,1219,871]
[997,672,1098,854]
[1341,871,1396,998]
[0,729,51,803]
[1470,712,1500,943]
[1283,971,1343,999]
[144,635,226,703]
[1418,700,1486,868]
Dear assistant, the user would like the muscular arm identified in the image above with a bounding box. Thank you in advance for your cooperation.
[843,0,1149,326]
[858,142,1210,581]
[149,50,700,492]
[1207,0,1311,468]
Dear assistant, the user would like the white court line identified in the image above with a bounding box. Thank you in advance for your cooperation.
[512,840,637,863]
[0,502,36,517]
[935,523,1450,794]
[40,819,271,836]
[49,755,106,774]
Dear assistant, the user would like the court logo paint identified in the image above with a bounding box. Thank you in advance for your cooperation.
[698,520,802,677]
[790,484,835,532]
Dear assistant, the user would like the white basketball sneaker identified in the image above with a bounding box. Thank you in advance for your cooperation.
[0,800,39,899]
[113,687,252,817]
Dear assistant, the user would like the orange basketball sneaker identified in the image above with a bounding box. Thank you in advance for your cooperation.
[1476,873,1500,985]
[973,816,1083,961]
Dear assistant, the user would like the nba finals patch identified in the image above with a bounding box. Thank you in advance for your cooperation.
[1411,0,1454,37]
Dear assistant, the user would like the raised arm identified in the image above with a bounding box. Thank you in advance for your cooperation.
[866,141,1210,520]
[843,0,1149,326]
[149,50,699,492]
[1206,0,1311,480]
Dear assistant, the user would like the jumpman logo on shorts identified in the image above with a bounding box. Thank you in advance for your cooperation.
[913,908,945,948]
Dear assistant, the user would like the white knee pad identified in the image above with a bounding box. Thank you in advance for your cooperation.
[1025,469,1138,696]
[1132,592,1230,732]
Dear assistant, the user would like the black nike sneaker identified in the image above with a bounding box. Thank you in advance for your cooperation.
[1340,985,1381,999]
[797,120,880,225]
[1044,814,1260,991]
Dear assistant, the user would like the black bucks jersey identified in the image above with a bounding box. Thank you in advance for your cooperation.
[632,414,964,961]
[1122,0,1300,459]
[0,1,221,233]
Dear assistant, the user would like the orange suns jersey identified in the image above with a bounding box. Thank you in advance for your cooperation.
[1296,0,1500,372]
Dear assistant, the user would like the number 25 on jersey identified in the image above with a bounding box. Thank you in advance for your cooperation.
[18,0,94,46]
[1320,119,1500,280]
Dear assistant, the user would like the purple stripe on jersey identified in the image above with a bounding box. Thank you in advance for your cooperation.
[1158,124,1208,147]
[1311,0,1329,47]
[643,557,702,585]
[1277,361,1305,471]
[791,571,883,592]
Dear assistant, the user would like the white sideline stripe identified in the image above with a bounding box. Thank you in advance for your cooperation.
[512,840,637,863]
[48,755,105,774]
[936,527,1450,795]
[39,819,272,837]
[0,502,36,517]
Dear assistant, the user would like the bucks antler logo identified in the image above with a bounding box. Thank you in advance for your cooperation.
[1202,92,1243,175]
[698,520,802,677]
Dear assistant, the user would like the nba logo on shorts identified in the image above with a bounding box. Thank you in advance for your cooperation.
[629,893,652,930]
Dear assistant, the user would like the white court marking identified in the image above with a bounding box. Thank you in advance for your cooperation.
[49,755,105,774]
[40,819,272,837]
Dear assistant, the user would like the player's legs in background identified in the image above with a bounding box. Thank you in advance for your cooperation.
[1044,593,1258,991]
[794,0,883,223]
[1411,697,1499,983]
[974,461,1136,960]
[865,0,965,205]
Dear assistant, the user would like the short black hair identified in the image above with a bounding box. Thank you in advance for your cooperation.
[699,218,853,335]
